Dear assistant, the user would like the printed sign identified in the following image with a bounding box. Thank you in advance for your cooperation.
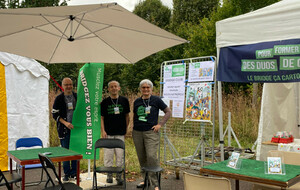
[163,64,186,100]
[217,39,300,83]
[172,99,184,118]
[188,61,214,82]
[71,63,104,159]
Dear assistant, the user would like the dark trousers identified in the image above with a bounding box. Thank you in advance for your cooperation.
[60,131,77,177]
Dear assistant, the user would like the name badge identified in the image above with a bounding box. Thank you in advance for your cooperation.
[114,107,120,114]
[145,106,151,114]
[67,102,73,110]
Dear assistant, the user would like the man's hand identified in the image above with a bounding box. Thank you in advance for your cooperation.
[151,124,161,133]
[59,118,74,130]
[65,122,74,129]
[101,131,107,138]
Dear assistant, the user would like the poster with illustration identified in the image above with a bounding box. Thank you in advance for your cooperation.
[185,83,211,122]
[188,61,214,82]
[267,157,282,174]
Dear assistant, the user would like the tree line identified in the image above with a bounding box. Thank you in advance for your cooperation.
[1,0,279,93]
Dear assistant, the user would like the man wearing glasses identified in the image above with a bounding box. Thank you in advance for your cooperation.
[52,77,78,182]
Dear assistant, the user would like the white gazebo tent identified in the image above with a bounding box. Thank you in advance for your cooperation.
[0,52,49,170]
[215,0,300,160]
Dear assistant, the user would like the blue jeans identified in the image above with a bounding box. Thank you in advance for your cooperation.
[60,131,77,177]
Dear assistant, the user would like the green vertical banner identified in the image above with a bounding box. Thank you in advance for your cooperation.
[70,63,104,159]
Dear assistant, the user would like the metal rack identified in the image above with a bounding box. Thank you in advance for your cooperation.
[160,56,217,170]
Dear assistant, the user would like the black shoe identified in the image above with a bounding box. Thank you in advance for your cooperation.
[106,176,113,183]
[117,179,123,185]
[137,182,144,188]
[62,176,69,182]
[70,175,81,182]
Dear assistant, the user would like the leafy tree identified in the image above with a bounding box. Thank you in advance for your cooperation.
[19,0,67,8]
[40,62,83,90]
[120,54,162,93]
[0,0,6,8]
[174,0,280,58]
[177,0,237,58]
[173,0,280,94]
[7,0,19,8]
[228,0,279,15]
[102,64,126,93]
[5,0,67,8]
[133,0,171,29]
[172,0,219,27]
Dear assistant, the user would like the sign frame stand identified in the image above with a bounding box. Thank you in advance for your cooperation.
[160,56,217,170]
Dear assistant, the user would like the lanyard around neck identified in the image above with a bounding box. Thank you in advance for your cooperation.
[142,96,150,107]
[110,96,118,107]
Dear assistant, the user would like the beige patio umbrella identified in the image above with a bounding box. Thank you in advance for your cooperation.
[0,3,187,64]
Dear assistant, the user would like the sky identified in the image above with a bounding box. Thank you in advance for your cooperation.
[67,0,173,12]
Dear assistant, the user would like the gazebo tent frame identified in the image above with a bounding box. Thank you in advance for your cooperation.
[215,0,300,160]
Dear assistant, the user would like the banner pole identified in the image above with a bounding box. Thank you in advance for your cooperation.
[87,159,92,180]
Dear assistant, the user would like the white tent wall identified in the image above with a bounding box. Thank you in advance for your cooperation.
[257,83,299,160]
[6,63,49,148]
[0,52,49,169]
[216,0,300,160]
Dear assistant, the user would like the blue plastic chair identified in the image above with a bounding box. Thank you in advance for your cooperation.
[15,137,44,187]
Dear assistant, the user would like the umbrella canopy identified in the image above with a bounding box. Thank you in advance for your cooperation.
[0,3,187,64]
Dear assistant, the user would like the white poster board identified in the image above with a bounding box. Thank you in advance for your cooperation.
[172,99,184,118]
[163,63,186,100]
[163,63,185,118]
[188,61,214,82]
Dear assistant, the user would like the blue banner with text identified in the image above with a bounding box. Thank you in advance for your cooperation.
[217,39,300,83]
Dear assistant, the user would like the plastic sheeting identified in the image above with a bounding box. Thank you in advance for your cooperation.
[256,83,299,160]
[0,52,49,170]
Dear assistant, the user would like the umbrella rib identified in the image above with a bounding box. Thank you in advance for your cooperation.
[0,17,68,39]
[71,3,118,18]
[41,14,68,39]
[72,13,85,38]
[75,25,112,40]
[79,18,186,42]
[34,27,67,39]
[0,27,33,38]
[48,19,72,63]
